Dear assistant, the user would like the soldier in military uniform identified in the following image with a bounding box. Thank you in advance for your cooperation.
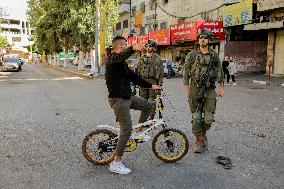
[183,29,224,153]
[138,40,164,122]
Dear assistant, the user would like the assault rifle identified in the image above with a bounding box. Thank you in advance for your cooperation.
[196,54,216,111]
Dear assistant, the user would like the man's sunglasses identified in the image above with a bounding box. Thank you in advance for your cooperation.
[145,44,155,48]
[199,36,209,39]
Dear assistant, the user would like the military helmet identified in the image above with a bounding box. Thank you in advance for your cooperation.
[145,40,157,48]
[197,29,214,39]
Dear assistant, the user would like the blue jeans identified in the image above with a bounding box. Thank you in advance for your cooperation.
[167,65,172,78]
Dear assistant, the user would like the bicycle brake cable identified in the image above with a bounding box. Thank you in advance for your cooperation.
[161,91,178,122]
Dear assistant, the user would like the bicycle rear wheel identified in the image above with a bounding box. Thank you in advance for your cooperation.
[152,128,189,163]
[82,129,117,165]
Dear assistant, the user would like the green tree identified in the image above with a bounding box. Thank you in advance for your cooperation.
[0,36,8,49]
[101,0,119,46]
[27,0,119,69]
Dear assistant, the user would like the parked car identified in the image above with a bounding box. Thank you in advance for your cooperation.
[8,54,22,70]
[2,56,21,72]
[162,59,178,77]
[127,58,140,73]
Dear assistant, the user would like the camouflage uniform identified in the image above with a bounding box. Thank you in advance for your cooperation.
[183,48,223,138]
[138,53,164,104]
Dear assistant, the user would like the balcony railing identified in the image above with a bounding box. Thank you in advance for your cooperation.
[0,23,22,29]
[118,3,130,14]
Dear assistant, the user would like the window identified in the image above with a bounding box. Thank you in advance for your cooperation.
[146,15,153,25]
[12,37,21,42]
[140,2,146,13]
[160,21,167,29]
[148,25,153,32]
[149,0,155,10]
[163,0,168,4]
[123,20,128,28]
[131,6,136,17]
[116,22,121,31]
[140,27,145,34]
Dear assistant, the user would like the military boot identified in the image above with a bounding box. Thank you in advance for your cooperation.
[193,136,204,153]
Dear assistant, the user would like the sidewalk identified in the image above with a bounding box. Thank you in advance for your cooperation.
[44,61,106,80]
[235,72,284,87]
[45,62,284,87]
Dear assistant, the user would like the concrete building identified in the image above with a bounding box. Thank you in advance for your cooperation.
[244,0,284,75]
[221,0,268,73]
[114,2,131,38]
[115,0,225,61]
[0,7,33,48]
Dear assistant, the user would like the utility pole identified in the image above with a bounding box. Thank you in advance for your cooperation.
[154,0,157,31]
[129,0,132,36]
[94,0,101,76]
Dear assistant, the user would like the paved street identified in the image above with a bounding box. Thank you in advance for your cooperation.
[0,64,283,189]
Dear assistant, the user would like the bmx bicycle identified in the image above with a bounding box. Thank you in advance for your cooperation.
[82,94,189,164]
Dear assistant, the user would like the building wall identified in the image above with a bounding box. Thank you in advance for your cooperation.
[257,0,284,11]
[273,30,284,75]
[131,0,223,34]
[225,40,267,72]
[115,1,225,63]
[115,12,130,37]
[264,8,284,75]
[267,31,275,60]
[0,18,33,47]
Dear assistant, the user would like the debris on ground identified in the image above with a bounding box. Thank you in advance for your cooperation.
[213,156,233,169]
[255,132,266,138]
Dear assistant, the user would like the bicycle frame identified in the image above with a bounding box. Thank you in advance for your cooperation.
[97,95,166,141]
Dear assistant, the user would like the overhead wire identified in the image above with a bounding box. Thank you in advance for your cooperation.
[155,0,224,19]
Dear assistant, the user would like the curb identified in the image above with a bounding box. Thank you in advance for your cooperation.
[44,64,94,79]
[252,80,284,87]
[252,80,267,85]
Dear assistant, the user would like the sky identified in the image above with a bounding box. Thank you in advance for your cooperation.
[1,0,28,19]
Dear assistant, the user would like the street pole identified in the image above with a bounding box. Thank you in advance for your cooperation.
[129,0,132,36]
[154,0,157,31]
[94,0,101,76]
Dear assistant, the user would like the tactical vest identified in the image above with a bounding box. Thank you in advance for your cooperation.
[139,53,162,80]
[190,52,221,86]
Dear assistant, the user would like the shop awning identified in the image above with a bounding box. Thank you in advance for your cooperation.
[244,20,284,30]
[148,29,170,45]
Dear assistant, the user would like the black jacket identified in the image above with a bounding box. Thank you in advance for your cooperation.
[105,47,152,99]
[222,60,229,72]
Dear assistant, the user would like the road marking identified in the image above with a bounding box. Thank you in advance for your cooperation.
[0,77,84,82]
[0,72,12,76]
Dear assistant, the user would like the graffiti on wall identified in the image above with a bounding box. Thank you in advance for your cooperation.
[225,40,268,72]
[226,55,267,72]
[223,0,253,27]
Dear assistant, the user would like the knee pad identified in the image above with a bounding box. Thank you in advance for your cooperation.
[204,111,214,125]
[193,111,202,123]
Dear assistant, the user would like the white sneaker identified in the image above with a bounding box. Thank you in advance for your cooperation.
[233,82,237,86]
[109,161,131,174]
[132,132,151,142]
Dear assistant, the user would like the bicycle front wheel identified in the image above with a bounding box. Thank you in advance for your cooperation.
[152,128,189,163]
[82,129,117,165]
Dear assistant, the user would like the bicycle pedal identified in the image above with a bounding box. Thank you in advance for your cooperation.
[136,140,145,143]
